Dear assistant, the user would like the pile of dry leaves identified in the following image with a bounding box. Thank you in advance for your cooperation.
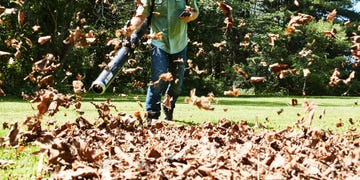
[2,95,360,179]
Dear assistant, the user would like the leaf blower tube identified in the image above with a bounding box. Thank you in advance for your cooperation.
[90,20,149,94]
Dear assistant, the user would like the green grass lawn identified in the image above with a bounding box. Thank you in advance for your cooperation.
[0,94,359,179]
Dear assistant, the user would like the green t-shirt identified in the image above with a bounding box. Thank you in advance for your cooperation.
[137,0,198,54]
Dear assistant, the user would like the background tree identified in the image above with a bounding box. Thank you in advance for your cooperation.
[0,0,359,97]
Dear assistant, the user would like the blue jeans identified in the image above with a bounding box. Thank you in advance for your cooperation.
[145,45,187,115]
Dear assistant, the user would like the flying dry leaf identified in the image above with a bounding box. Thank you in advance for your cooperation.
[187,59,193,68]
[185,88,215,110]
[191,65,207,75]
[268,33,280,46]
[196,47,204,57]
[233,67,248,78]
[73,80,84,94]
[160,72,173,81]
[288,13,314,27]
[294,0,300,6]
[137,100,143,108]
[38,35,51,45]
[269,63,288,75]
[144,32,163,40]
[335,118,343,128]
[302,99,317,126]
[224,88,240,97]
[127,59,137,66]
[163,94,172,110]
[260,61,268,66]
[284,26,296,35]
[122,66,143,74]
[344,21,351,26]
[1,7,16,16]
[0,51,11,56]
[7,122,19,146]
[322,28,337,39]
[249,77,266,83]
[0,160,15,168]
[63,27,96,48]
[348,118,354,125]
[134,111,143,125]
[279,69,296,79]
[299,49,312,57]
[239,42,249,49]
[31,54,60,74]
[192,41,203,47]
[0,6,5,14]
[132,80,145,88]
[327,9,337,23]
[343,71,355,85]
[329,68,342,86]
[303,68,311,77]
[217,1,233,31]
[290,98,298,106]
[38,75,55,87]
[8,57,15,65]
[17,10,25,25]
[213,40,226,48]
[24,37,33,47]
[32,25,41,32]
[244,33,251,41]
[285,13,314,35]
[0,88,5,96]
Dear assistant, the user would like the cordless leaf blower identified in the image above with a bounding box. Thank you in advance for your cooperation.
[90,20,149,94]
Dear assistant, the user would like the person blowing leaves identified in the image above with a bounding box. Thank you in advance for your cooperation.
[122,0,199,123]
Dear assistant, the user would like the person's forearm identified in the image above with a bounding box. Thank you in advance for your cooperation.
[129,15,147,31]
[190,10,199,21]
[122,14,147,37]
[190,1,199,21]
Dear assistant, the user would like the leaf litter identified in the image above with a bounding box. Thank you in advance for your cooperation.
[2,36,360,179]
[2,91,360,179]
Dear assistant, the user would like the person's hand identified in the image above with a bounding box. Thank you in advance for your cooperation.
[179,6,198,23]
[121,25,135,37]
[121,15,146,37]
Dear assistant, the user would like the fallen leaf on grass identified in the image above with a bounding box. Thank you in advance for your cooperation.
[0,160,15,168]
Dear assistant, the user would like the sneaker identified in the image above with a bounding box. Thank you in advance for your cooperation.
[146,111,160,124]
[163,108,173,121]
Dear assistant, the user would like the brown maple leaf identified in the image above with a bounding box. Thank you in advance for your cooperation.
[217,1,234,31]
[38,35,51,45]
[327,9,337,23]
[249,77,266,83]
[224,88,240,97]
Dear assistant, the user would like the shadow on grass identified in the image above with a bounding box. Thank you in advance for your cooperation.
[173,119,200,126]
[172,119,276,131]
[218,99,287,106]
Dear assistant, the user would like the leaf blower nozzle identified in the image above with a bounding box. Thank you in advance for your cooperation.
[90,20,149,94]
[91,81,106,94]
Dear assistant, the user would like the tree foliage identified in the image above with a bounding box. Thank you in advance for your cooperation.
[0,0,359,96]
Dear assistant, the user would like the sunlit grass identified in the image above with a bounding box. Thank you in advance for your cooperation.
[0,145,40,180]
[0,94,359,178]
[1,94,360,134]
